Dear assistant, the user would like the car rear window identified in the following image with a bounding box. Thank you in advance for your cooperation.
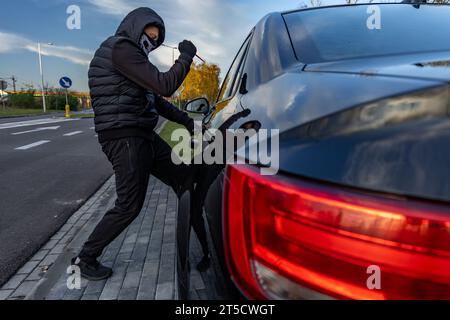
[283,4,450,64]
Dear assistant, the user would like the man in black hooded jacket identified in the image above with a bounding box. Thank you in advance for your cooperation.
[71,7,209,280]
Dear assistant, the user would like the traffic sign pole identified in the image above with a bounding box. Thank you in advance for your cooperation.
[65,89,70,119]
[59,76,72,119]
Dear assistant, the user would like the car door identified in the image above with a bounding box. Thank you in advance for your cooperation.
[203,32,254,131]
[176,32,255,300]
[196,33,255,295]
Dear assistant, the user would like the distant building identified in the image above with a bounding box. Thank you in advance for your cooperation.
[0,90,9,103]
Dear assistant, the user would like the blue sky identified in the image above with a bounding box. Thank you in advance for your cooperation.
[0,0,344,92]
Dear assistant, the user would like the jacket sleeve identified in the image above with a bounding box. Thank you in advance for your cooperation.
[154,95,192,127]
[111,38,193,97]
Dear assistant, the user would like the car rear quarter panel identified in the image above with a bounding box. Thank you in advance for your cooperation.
[238,70,442,133]
[237,69,450,202]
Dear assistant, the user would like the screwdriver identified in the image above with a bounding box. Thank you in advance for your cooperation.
[161,44,206,63]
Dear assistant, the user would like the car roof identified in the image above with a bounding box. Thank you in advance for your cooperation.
[279,1,441,15]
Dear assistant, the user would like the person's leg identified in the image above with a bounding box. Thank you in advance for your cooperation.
[149,134,195,196]
[149,135,210,269]
[148,134,194,195]
[78,137,153,265]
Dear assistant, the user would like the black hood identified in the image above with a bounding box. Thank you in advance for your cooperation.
[115,7,165,47]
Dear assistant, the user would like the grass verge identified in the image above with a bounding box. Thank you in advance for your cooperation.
[158,120,203,162]
[70,113,95,119]
[158,121,184,148]
[0,108,62,118]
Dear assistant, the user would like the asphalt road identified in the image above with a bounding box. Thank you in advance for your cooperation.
[0,115,112,286]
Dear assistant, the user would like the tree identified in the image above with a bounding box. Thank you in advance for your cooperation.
[46,87,80,111]
[10,84,37,108]
[180,62,221,103]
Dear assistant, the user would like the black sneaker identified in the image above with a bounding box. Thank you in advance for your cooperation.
[196,255,211,272]
[71,257,112,281]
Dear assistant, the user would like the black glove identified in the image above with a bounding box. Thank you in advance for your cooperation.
[178,40,197,59]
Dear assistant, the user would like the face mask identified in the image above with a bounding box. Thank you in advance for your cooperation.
[139,34,157,56]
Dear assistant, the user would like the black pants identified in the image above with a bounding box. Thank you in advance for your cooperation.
[78,135,208,263]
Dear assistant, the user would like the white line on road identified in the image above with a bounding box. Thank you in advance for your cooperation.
[11,126,60,135]
[63,131,83,136]
[90,127,95,130]
[0,118,77,130]
[15,140,51,150]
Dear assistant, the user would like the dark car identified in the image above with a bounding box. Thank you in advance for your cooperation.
[176,2,450,300]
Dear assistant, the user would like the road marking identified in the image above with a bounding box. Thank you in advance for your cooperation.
[11,126,61,135]
[0,118,77,130]
[15,140,50,150]
[90,127,95,130]
[63,131,83,136]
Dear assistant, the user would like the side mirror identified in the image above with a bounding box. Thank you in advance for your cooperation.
[184,97,210,115]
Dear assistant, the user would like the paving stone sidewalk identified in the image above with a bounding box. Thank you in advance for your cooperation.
[0,174,212,300]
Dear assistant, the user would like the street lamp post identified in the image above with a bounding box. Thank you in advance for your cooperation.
[161,44,176,65]
[37,42,53,113]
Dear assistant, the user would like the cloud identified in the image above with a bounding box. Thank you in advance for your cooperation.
[0,32,28,53]
[0,31,93,66]
[85,0,135,16]
[85,0,259,71]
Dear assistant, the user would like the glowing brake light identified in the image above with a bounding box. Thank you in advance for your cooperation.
[223,164,450,300]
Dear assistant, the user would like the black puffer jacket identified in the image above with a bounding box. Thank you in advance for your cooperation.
[88,7,193,142]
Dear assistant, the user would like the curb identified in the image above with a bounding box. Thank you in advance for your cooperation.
[0,112,65,120]
[0,110,93,120]
[28,176,117,300]
[0,175,116,300]
[155,119,167,135]
[0,119,189,301]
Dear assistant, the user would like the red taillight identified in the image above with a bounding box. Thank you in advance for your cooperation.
[223,164,450,300]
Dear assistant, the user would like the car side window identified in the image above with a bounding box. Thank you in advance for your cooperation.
[216,33,253,103]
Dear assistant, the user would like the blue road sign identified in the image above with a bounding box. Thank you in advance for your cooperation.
[59,76,72,89]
